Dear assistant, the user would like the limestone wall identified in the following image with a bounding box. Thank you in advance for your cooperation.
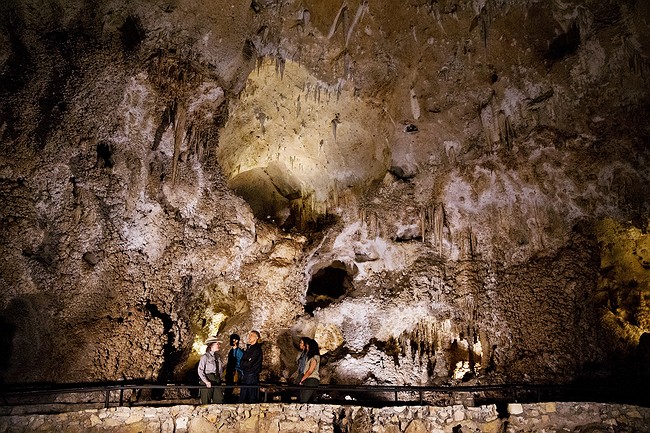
[1,402,649,433]
[2,0,650,389]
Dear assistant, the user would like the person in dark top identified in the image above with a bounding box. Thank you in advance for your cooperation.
[239,330,263,403]
[224,333,244,403]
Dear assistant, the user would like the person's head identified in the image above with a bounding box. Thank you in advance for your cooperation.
[299,337,310,352]
[205,337,221,353]
[248,330,260,345]
[229,333,240,347]
[306,338,320,358]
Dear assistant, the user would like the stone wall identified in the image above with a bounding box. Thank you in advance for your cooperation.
[1,402,649,433]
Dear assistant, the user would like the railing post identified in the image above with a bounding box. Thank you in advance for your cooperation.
[104,388,110,409]
[394,391,398,403]
[119,387,124,407]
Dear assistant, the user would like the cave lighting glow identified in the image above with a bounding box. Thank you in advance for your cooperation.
[192,312,227,355]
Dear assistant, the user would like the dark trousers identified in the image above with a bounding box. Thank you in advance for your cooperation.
[200,373,224,404]
[299,378,319,403]
[224,369,239,402]
[239,372,260,403]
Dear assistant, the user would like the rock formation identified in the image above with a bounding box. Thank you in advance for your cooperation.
[0,0,648,396]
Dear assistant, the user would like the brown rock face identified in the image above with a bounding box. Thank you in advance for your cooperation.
[0,0,648,394]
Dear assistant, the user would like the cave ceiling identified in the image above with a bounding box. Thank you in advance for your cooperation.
[0,0,649,390]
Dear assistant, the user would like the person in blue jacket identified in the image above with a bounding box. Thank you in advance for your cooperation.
[224,333,244,402]
[239,330,263,403]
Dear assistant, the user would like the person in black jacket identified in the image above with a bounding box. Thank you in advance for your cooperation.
[239,330,263,403]
[224,333,244,403]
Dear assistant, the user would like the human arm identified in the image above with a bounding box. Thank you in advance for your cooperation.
[234,348,244,372]
[197,355,211,388]
[241,344,263,375]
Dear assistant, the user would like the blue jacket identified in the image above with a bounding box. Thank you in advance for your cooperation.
[227,347,244,374]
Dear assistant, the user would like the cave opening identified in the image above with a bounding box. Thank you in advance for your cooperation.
[305,262,353,315]
[545,22,580,62]
[96,141,114,168]
[119,15,146,52]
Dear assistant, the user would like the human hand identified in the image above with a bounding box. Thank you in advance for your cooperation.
[206,382,212,388]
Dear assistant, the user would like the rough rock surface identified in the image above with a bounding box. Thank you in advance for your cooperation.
[0,0,649,392]
[1,402,649,433]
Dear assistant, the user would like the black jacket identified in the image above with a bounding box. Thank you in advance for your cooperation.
[240,342,263,376]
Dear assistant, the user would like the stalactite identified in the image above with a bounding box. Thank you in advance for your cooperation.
[420,207,426,244]
[171,99,186,185]
[331,113,341,143]
[531,199,545,250]
[621,35,650,76]
[460,227,477,260]
[344,52,351,79]
[402,318,446,363]
[256,56,264,75]
[498,112,516,151]
[435,205,445,255]
[327,2,348,40]
[197,130,204,161]
[419,204,447,255]
[275,54,286,79]
[469,1,497,48]
[346,1,367,47]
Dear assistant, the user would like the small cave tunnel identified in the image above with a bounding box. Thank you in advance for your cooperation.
[305,262,354,315]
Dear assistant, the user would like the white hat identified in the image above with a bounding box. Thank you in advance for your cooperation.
[205,336,220,345]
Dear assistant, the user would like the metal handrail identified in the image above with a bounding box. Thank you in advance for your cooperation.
[1,381,647,411]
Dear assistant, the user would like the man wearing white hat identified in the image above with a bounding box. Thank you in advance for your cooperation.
[198,336,224,404]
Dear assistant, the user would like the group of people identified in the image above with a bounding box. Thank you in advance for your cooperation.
[198,330,262,404]
[197,331,321,404]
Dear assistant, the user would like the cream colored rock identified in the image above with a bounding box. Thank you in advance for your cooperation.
[508,404,524,415]
[314,322,344,354]
[404,419,428,433]
[188,416,219,433]
[482,419,503,433]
